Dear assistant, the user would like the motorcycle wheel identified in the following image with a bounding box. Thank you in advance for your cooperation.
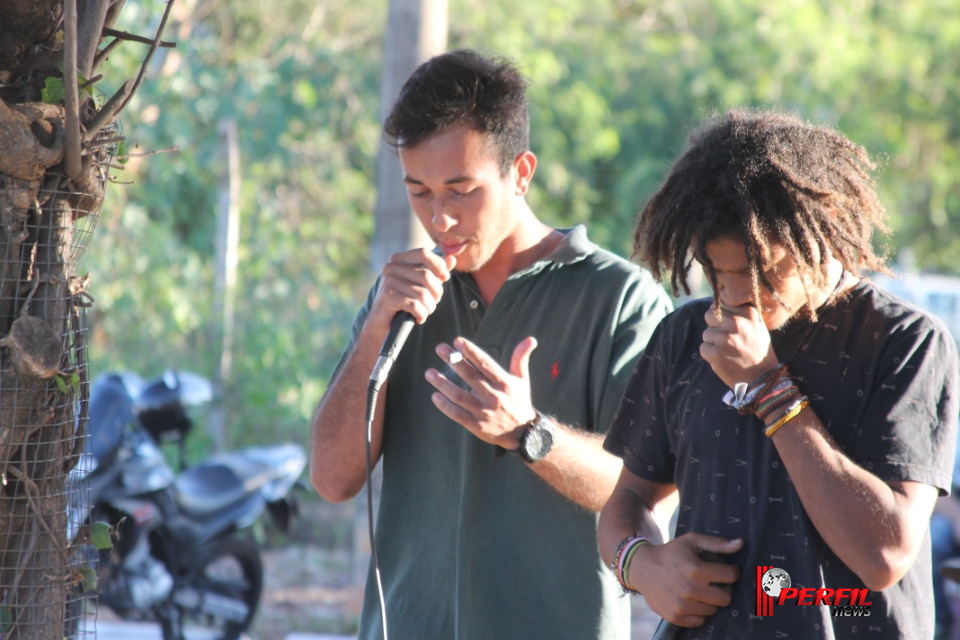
[160,537,263,640]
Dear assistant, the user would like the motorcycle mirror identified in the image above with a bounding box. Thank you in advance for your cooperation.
[167,371,214,406]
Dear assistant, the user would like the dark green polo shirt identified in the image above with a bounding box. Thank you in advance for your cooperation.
[345,226,671,640]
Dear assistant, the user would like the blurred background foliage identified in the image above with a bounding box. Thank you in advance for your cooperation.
[82,0,960,450]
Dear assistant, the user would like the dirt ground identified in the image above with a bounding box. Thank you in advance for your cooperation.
[249,498,362,638]
[249,497,663,640]
[252,543,362,638]
[253,547,661,640]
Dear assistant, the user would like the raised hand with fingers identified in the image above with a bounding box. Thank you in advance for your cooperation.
[425,336,539,451]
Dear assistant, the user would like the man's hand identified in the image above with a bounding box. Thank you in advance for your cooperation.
[425,336,538,449]
[700,303,779,389]
[631,533,744,628]
[369,247,457,332]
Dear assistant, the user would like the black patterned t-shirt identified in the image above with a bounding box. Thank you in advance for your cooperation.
[604,279,959,640]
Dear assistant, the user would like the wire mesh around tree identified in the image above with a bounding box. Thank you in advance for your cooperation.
[0,122,109,638]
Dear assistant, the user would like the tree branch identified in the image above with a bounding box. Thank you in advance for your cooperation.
[79,74,102,90]
[113,144,179,159]
[85,135,124,147]
[116,0,176,118]
[82,77,130,142]
[102,27,176,48]
[63,0,84,181]
[93,35,122,71]
[77,0,112,78]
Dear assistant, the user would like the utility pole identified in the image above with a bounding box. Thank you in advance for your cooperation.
[353,0,448,586]
[209,118,240,451]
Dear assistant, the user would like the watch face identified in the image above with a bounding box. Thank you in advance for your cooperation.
[522,420,554,461]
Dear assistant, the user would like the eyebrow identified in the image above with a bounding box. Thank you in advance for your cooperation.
[403,175,472,186]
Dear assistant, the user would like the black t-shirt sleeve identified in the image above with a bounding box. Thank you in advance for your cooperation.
[850,313,959,494]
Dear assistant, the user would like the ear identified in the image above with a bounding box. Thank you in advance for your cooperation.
[512,150,537,196]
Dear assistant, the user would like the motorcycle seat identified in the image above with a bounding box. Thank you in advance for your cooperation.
[173,462,270,516]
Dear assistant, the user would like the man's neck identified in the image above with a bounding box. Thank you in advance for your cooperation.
[472,221,564,304]
[813,259,856,310]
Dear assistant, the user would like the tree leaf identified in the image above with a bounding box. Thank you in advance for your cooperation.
[81,565,98,592]
[89,521,114,551]
[69,371,81,393]
[41,77,65,104]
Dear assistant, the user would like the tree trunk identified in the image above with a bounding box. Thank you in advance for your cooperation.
[369,0,448,273]
[0,1,164,636]
[353,0,448,590]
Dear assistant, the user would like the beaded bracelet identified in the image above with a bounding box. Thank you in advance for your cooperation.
[764,398,810,438]
[610,534,651,594]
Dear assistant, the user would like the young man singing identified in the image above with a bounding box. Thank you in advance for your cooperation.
[310,50,671,639]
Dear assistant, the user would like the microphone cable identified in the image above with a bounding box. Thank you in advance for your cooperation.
[364,310,416,640]
[363,248,441,640]
[364,377,389,640]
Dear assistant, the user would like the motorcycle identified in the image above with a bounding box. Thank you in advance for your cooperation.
[68,370,307,640]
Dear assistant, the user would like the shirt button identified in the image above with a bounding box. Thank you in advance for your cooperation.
[469,300,479,309]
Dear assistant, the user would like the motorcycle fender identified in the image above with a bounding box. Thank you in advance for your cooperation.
[109,497,162,527]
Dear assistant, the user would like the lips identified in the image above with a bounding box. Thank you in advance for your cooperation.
[438,240,467,255]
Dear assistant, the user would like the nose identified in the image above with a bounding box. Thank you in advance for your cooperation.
[716,273,753,308]
[431,198,456,232]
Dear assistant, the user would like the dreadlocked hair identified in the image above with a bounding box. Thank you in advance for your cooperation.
[634,108,891,320]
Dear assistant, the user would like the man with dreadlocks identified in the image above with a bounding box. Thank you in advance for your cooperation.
[598,108,959,639]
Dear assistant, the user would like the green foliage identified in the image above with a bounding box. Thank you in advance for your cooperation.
[84,0,383,447]
[79,565,99,593]
[41,77,65,104]
[54,371,81,395]
[88,521,114,551]
[81,0,960,452]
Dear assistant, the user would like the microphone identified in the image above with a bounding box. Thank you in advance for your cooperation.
[380,311,415,363]
[369,310,414,392]
[368,247,444,391]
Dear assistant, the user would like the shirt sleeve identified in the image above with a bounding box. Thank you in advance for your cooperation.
[852,315,960,494]
[327,278,379,381]
[603,313,678,485]
[595,272,673,436]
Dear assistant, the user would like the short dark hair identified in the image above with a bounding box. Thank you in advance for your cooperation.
[634,108,890,318]
[383,49,530,176]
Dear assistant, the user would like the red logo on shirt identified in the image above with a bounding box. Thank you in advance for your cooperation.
[550,362,560,379]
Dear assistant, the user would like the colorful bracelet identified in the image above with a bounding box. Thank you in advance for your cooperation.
[764,397,810,437]
[610,534,651,594]
[754,383,799,414]
[755,387,803,422]
[723,364,791,415]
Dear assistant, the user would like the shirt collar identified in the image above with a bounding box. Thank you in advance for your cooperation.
[543,225,595,266]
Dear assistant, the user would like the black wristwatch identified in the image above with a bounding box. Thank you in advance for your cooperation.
[516,411,554,463]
